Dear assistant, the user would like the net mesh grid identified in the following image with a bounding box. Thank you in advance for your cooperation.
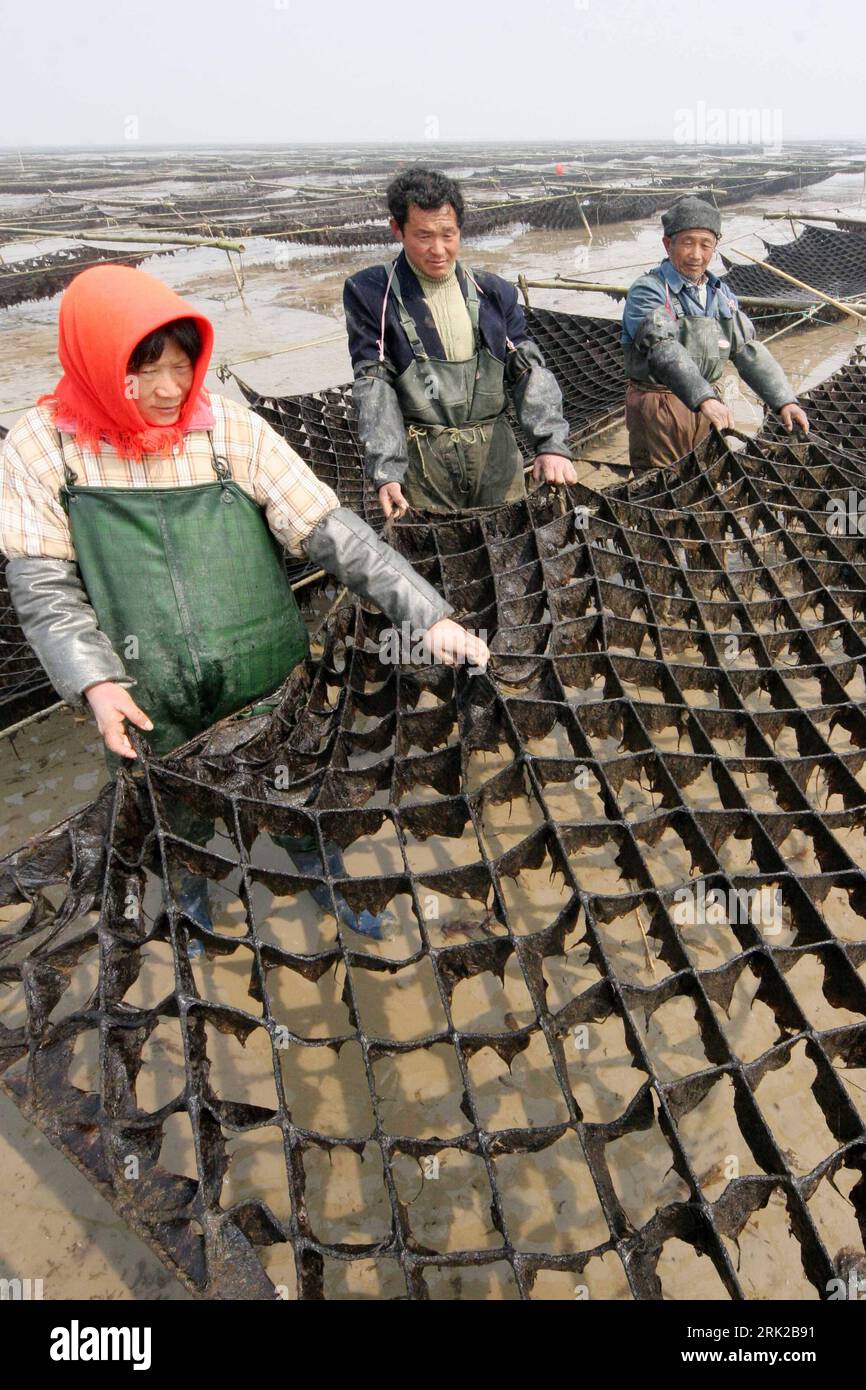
[1,429,866,1299]
[763,346,866,454]
[723,225,866,303]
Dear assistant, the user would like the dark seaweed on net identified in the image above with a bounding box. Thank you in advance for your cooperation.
[1,424,866,1298]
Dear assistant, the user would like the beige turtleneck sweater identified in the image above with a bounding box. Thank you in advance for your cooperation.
[407,257,475,362]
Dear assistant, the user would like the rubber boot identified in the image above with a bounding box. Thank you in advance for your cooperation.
[283,837,397,941]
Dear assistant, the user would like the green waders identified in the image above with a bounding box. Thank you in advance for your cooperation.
[624,278,735,471]
[388,267,526,512]
[58,431,309,759]
[57,432,391,943]
[623,277,736,391]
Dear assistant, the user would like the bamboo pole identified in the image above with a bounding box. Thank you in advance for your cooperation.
[271,220,382,239]
[224,249,247,304]
[248,177,383,201]
[0,700,65,741]
[290,568,327,592]
[0,224,246,253]
[764,210,866,231]
[520,277,629,295]
[515,276,854,313]
[730,249,866,325]
[549,182,731,196]
[474,187,729,212]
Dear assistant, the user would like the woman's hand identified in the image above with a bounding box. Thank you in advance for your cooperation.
[422,618,490,672]
[84,681,153,760]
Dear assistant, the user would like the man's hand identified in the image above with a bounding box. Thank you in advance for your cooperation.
[532,453,578,485]
[378,482,409,520]
[778,403,810,435]
[84,681,153,760]
[698,398,736,432]
[422,618,490,672]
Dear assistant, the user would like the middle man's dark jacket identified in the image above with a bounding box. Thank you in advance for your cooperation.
[343,251,573,488]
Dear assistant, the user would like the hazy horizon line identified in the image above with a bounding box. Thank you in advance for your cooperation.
[2,137,866,155]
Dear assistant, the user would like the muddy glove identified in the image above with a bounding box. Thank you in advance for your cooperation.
[352,366,410,488]
[304,507,452,633]
[506,341,573,459]
[632,308,716,411]
[5,557,132,706]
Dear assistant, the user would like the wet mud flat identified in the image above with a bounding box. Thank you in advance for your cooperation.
[0,708,192,1297]
[2,149,866,1300]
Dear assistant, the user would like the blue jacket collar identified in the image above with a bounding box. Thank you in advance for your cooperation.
[658,257,723,295]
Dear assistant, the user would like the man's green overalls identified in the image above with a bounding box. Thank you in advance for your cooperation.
[384,263,526,512]
[623,273,737,471]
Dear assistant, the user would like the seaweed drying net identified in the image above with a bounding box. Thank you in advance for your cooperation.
[1,429,866,1300]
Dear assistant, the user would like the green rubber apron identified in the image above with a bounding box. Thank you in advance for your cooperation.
[58,430,309,758]
[386,265,525,512]
[623,278,734,386]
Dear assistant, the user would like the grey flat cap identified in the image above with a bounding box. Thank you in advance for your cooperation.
[662,196,722,239]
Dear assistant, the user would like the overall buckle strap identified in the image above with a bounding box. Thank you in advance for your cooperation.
[208,432,235,503]
[55,429,77,511]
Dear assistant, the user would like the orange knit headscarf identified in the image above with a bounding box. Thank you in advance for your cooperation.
[40,264,215,461]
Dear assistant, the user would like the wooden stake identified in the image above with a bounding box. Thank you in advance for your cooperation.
[224,249,248,308]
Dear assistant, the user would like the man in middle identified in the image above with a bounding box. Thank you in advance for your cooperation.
[344,166,576,518]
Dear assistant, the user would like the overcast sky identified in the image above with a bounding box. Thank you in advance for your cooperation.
[0,0,862,148]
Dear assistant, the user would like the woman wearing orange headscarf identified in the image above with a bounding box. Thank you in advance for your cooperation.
[0,265,488,940]
[1,264,487,759]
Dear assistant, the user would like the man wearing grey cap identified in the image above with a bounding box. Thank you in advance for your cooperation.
[621,196,809,473]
